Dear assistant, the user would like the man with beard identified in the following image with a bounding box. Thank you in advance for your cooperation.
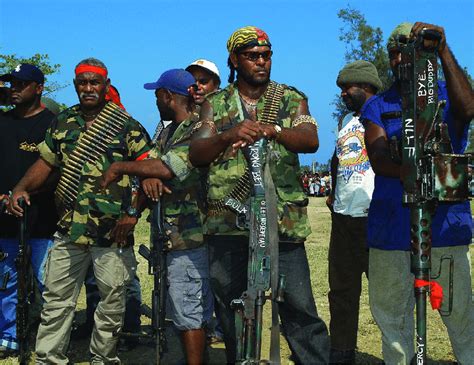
[0,64,58,358]
[101,68,213,365]
[188,26,330,364]
[362,22,473,364]
[9,57,151,364]
[326,60,380,364]
[185,59,221,106]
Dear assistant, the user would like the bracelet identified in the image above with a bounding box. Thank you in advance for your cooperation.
[292,115,318,129]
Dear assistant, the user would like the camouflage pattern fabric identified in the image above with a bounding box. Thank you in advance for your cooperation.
[203,82,311,243]
[147,115,207,251]
[38,102,151,247]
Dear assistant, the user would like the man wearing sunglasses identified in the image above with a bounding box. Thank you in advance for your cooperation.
[0,64,58,358]
[362,22,473,364]
[189,26,329,364]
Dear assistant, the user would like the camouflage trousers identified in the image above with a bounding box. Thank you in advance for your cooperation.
[35,232,136,364]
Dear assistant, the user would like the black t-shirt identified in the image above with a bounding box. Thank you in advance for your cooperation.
[0,108,58,238]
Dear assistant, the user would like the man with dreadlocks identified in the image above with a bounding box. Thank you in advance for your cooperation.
[9,57,151,364]
[189,26,330,364]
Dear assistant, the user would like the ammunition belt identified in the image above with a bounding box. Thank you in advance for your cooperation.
[207,168,251,216]
[207,82,284,216]
[55,102,128,212]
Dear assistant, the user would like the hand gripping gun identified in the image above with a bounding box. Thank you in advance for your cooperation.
[397,29,470,364]
[229,139,285,364]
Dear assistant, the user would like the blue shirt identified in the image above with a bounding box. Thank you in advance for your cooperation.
[361,81,471,250]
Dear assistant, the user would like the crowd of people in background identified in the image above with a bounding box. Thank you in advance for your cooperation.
[0,19,472,365]
[301,171,332,197]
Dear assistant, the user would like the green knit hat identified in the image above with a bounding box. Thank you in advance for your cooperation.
[336,60,383,91]
[386,22,413,50]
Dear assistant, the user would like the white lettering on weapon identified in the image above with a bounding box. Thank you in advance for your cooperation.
[417,71,427,97]
[416,339,424,364]
[258,201,267,248]
[427,59,435,104]
[404,118,416,157]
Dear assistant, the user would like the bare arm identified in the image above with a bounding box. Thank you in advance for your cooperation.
[326,150,338,211]
[101,159,175,189]
[258,99,319,153]
[364,121,401,178]
[412,22,474,134]
[10,157,53,215]
[189,101,263,167]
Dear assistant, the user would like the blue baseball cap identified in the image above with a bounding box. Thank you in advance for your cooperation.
[143,69,196,96]
[0,63,45,84]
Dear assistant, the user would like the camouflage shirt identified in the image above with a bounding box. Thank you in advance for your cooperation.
[148,115,206,251]
[38,102,151,247]
[202,82,311,243]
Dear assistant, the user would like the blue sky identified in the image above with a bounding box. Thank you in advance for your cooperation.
[1,0,472,166]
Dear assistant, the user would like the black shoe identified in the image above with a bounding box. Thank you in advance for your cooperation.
[117,337,139,352]
[0,345,18,359]
[70,321,94,340]
[330,348,355,364]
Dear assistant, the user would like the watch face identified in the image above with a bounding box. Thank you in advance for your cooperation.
[127,207,139,217]
[274,125,282,133]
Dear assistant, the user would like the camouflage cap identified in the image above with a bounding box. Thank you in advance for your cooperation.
[387,22,414,50]
[336,60,382,91]
[226,26,271,53]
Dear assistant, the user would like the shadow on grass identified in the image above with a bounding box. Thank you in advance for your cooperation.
[67,310,227,364]
[356,350,384,364]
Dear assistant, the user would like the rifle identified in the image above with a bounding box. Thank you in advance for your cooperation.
[229,139,284,364]
[119,200,168,364]
[0,198,9,290]
[16,197,33,365]
[397,29,469,364]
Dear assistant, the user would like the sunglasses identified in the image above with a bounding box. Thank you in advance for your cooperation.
[238,50,273,62]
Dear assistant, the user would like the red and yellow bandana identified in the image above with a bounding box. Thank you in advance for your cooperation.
[226,26,271,53]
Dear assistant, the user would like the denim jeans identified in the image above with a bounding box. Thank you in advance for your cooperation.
[0,238,53,350]
[207,235,329,364]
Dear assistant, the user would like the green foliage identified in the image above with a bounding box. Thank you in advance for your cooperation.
[333,6,392,127]
[0,52,66,96]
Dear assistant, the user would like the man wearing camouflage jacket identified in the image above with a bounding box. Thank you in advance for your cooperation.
[189,26,330,364]
[9,58,151,364]
[101,69,213,365]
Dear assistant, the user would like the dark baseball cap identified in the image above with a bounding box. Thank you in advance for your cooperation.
[143,69,195,96]
[0,63,45,84]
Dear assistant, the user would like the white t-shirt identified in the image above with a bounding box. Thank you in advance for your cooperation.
[333,113,375,217]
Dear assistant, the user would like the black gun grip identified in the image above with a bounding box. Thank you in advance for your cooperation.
[138,244,151,261]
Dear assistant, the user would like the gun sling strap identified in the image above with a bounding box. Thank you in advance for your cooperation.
[55,102,128,216]
[221,81,284,362]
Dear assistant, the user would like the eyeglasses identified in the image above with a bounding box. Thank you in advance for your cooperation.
[238,50,273,62]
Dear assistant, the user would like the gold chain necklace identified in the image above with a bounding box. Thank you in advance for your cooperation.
[239,92,259,107]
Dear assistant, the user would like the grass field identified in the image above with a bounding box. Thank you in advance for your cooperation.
[1,197,473,364]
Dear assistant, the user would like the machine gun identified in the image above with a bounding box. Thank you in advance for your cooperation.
[16,198,33,365]
[397,29,469,364]
[229,139,284,364]
[0,198,9,290]
[119,200,169,364]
